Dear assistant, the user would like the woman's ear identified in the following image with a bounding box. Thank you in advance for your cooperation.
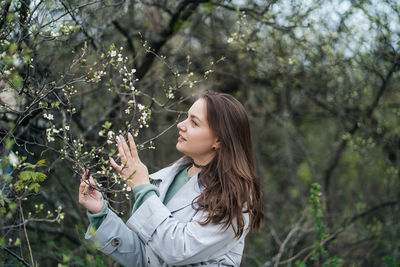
[213,139,221,150]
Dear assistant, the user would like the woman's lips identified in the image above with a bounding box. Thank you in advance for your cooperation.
[178,135,186,142]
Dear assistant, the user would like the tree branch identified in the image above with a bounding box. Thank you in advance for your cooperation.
[1,246,31,267]
[59,0,99,50]
[277,200,399,265]
[322,61,398,220]
[136,0,209,79]
[112,20,138,70]
[25,223,81,246]
[0,0,11,31]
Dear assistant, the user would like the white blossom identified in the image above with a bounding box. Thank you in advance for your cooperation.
[167,92,174,99]
[43,113,54,120]
[12,55,22,67]
[46,128,55,142]
[107,130,115,139]
[110,50,116,57]
[8,151,19,167]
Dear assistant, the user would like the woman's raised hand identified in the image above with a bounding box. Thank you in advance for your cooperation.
[79,170,104,214]
[109,133,150,189]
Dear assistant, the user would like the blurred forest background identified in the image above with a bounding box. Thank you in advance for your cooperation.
[1,0,399,266]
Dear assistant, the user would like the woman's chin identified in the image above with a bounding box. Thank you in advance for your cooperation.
[176,143,184,153]
[176,144,190,157]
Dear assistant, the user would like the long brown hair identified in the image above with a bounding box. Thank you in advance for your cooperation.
[182,92,264,238]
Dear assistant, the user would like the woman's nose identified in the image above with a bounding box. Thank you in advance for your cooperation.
[177,120,186,131]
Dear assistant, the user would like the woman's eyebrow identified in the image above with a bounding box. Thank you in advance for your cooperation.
[189,113,201,122]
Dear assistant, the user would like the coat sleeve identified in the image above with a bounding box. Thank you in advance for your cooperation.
[85,209,146,267]
[126,194,249,265]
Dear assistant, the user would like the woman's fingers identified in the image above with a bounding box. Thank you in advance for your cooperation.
[79,180,87,195]
[80,170,89,187]
[117,137,127,163]
[127,133,138,159]
[79,170,89,193]
[79,182,89,199]
[79,170,97,194]
[109,157,122,172]
[118,135,132,160]
[87,176,96,191]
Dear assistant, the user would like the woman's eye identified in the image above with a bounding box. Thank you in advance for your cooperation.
[191,120,198,126]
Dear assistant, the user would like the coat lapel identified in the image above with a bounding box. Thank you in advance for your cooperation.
[149,162,183,202]
[149,162,204,213]
[165,172,202,212]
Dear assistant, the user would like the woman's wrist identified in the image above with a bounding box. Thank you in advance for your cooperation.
[88,201,105,214]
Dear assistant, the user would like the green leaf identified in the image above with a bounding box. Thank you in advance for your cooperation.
[22,162,36,169]
[9,203,17,212]
[5,138,15,150]
[63,253,71,263]
[102,121,112,130]
[173,20,192,32]
[36,159,46,167]
[29,183,40,193]
[9,43,18,54]
[11,72,23,90]
[0,207,6,215]
[36,172,47,182]
[20,171,34,181]
[199,3,215,13]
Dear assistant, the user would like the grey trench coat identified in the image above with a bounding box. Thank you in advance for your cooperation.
[85,162,249,266]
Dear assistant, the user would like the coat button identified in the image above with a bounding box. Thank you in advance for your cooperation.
[111,238,120,247]
[147,257,150,265]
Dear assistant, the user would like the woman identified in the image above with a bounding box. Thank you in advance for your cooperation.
[79,92,264,266]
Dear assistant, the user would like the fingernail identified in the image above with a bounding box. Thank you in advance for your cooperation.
[128,132,132,137]
[119,134,123,140]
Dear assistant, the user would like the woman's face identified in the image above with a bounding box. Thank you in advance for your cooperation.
[176,98,219,164]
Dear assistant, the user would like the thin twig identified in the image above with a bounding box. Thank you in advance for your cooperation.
[273,209,307,267]
[19,202,35,266]
[1,247,31,267]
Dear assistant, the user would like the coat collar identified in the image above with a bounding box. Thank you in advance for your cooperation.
[149,161,204,212]
[149,163,180,182]
[165,171,201,212]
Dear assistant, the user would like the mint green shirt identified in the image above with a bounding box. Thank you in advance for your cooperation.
[87,166,191,229]
[163,166,190,205]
